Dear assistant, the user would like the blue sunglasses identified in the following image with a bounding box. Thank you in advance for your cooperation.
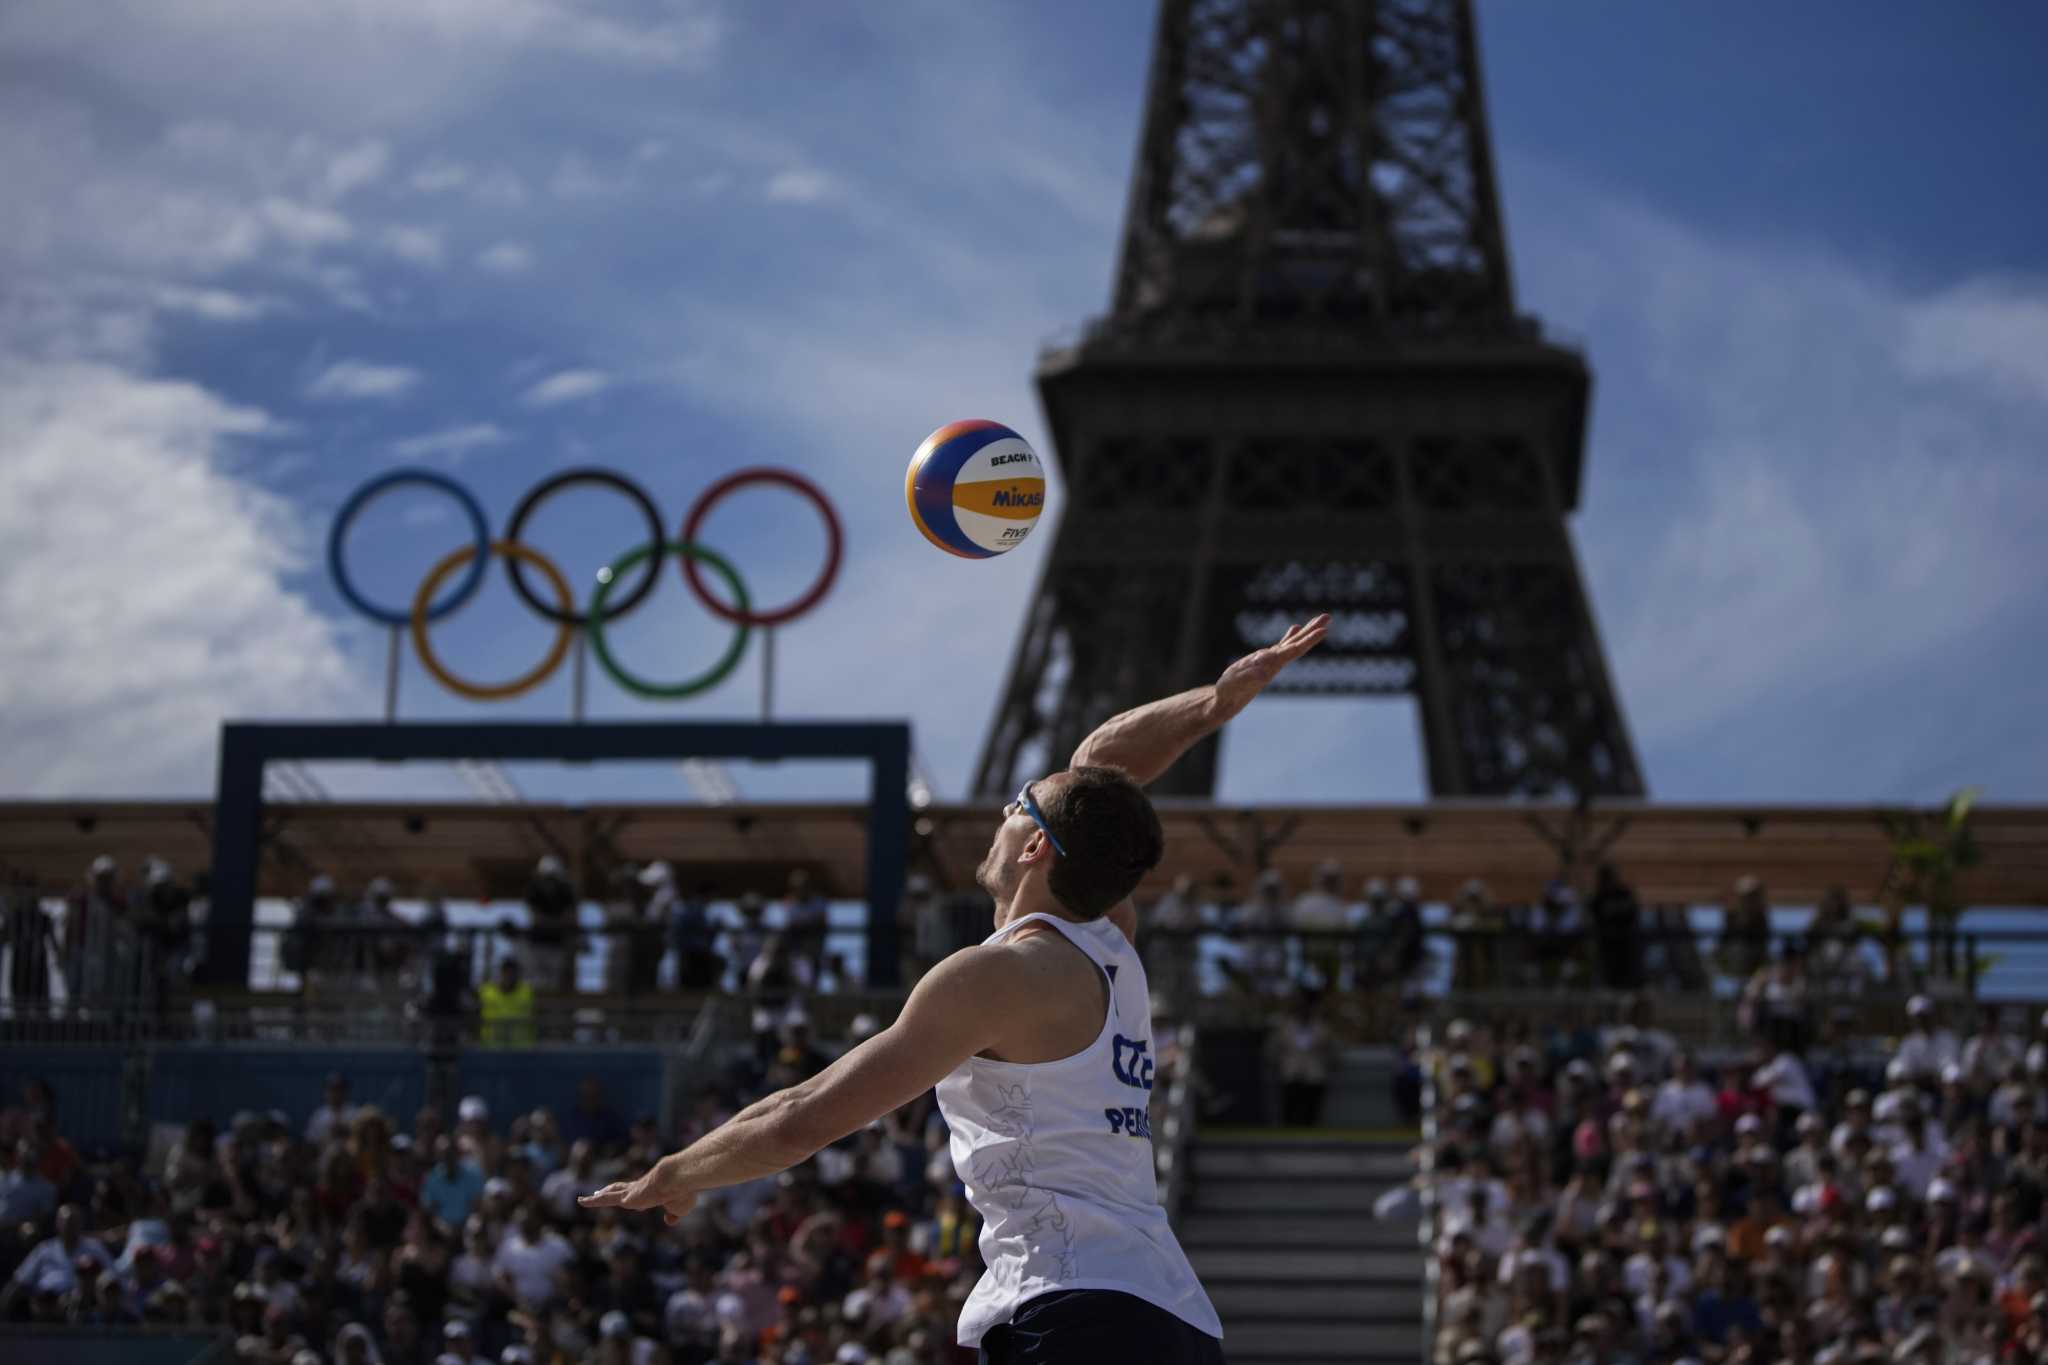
[1013,782,1069,857]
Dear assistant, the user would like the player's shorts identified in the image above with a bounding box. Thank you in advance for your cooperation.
[976,1290,1226,1365]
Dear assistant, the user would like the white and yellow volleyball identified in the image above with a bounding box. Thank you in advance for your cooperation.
[904,420,1046,558]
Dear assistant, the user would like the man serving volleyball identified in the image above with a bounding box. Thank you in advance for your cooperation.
[584,613,1330,1362]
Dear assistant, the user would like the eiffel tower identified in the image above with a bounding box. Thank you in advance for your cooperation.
[975,0,1645,799]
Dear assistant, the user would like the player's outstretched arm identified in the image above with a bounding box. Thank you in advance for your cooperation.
[580,947,1017,1224]
[1068,614,1329,786]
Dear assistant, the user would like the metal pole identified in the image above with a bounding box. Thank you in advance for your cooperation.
[761,627,776,723]
[573,628,588,723]
[384,624,401,722]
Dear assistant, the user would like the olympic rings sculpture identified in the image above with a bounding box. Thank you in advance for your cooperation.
[327,465,842,702]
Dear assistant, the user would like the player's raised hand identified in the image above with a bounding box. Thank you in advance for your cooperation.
[578,1158,699,1226]
[1213,614,1329,721]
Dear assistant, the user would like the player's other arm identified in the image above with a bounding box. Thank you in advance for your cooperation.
[1068,614,1330,785]
[580,947,1017,1222]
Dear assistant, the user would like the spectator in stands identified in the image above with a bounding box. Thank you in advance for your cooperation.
[1962,1006,2019,1088]
[64,854,133,1013]
[1272,992,1335,1127]
[1531,881,1587,989]
[1719,874,1773,981]
[2,1204,111,1319]
[1232,868,1291,995]
[781,869,829,987]
[2,875,56,1012]
[1897,995,1962,1086]
[1586,863,1642,991]
[664,878,720,991]
[524,857,578,995]
[904,874,948,982]
[1291,860,1349,989]
[308,1072,360,1148]
[727,892,770,991]
[478,957,536,1048]
[0,1137,56,1228]
[1739,943,1812,1054]
[1449,879,1498,992]
[1145,874,1203,1009]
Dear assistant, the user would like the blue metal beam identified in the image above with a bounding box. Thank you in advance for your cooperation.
[207,721,912,989]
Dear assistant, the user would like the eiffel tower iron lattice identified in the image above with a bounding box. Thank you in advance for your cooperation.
[974,0,1645,800]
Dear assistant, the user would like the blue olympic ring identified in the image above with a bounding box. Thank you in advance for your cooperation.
[328,469,491,627]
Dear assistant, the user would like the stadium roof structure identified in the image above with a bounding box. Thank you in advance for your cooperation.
[4,799,2045,908]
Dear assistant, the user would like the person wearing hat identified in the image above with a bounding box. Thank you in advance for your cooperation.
[1895,996,1961,1085]
[524,855,578,995]
[436,1316,478,1365]
[586,620,1333,1363]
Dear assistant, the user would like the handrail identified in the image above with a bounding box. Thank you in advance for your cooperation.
[1417,1020,1441,1365]
[1156,1020,1201,1225]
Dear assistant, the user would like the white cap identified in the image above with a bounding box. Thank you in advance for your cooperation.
[536,855,565,877]
[1866,1187,1897,1212]
[1395,875,1421,899]
[367,876,394,898]
[1941,1062,1964,1085]
[599,1310,631,1339]
[1764,1225,1792,1247]
[483,1177,511,1199]
[1928,1178,1958,1203]
[848,1013,879,1040]
[144,857,173,886]
[1908,994,1933,1015]
[836,1348,871,1364]
[1446,1018,1473,1041]
[89,854,118,876]
[1364,877,1388,896]
[637,861,674,886]
[458,1095,490,1124]
[1607,1051,1636,1074]
[309,874,335,895]
[1735,1113,1763,1135]
[1881,1225,1913,1249]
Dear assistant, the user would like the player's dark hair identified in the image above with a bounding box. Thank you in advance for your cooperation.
[1038,765,1164,920]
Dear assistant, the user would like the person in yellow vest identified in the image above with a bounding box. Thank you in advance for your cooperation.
[478,956,536,1047]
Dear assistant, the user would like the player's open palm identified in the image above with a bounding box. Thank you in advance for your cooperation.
[579,1160,699,1225]
[1214,614,1329,721]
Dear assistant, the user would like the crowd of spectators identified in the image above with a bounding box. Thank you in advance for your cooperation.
[1398,993,2048,1365]
[1131,863,1968,1011]
[1,1013,992,1364]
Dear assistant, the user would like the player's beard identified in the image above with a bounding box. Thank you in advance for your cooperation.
[974,840,1012,902]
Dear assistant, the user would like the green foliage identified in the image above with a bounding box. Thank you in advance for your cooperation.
[1879,787,1983,920]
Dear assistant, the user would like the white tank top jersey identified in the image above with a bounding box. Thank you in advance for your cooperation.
[935,912,1224,1347]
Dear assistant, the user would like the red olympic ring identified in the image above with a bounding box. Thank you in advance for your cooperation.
[680,467,844,628]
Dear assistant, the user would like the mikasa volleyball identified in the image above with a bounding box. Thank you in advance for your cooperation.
[904,419,1046,558]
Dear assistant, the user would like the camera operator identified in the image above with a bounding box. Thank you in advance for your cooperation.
[525,856,578,995]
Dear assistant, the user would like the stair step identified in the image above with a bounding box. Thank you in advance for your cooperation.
[1181,1212,1420,1250]
[1225,1320,1421,1357]
[1188,1247,1421,1281]
[1193,1145,1412,1180]
[1206,1281,1422,1319]
[1187,1180,1383,1213]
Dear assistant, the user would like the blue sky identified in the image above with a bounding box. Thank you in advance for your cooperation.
[2,0,2044,807]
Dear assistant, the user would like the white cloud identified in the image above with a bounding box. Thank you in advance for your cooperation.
[1898,284,2048,407]
[390,421,508,462]
[410,159,471,193]
[153,285,275,323]
[521,368,611,406]
[0,360,360,795]
[475,241,536,274]
[763,168,832,204]
[321,139,390,198]
[306,359,421,400]
[259,196,353,248]
[1501,161,2048,793]
[380,223,445,267]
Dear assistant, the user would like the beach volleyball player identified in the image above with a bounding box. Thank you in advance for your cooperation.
[583,615,1330,1362]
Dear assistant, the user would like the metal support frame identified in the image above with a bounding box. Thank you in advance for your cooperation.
[206,721,912,989]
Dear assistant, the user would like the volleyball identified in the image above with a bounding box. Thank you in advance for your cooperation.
[904,419,1046,558]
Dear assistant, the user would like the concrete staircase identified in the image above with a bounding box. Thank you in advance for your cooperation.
[1179,1134,1423,1364]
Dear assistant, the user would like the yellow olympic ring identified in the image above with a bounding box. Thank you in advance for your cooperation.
[410,540,576,702]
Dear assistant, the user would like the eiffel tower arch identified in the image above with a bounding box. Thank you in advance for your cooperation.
[975,0,1644,799]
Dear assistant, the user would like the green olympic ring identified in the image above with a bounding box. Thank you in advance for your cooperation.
[586,541,752,699]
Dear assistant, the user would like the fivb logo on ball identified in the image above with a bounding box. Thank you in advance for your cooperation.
[905,419,1046,559]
